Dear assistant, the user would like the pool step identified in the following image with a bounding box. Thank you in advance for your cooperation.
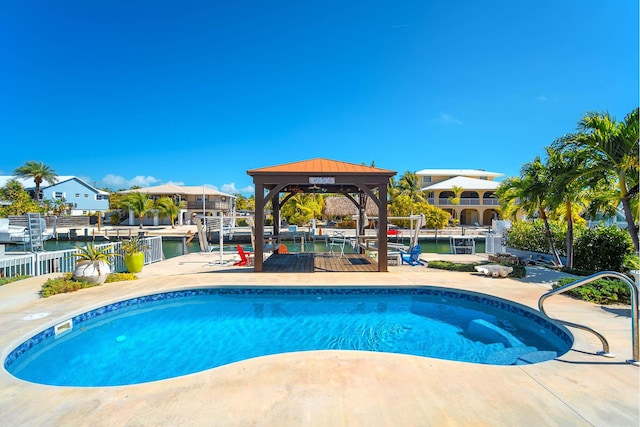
[466,319,525,348]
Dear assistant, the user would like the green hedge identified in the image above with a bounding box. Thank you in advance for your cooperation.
[553,277,631,305]
[572,225,633,273]
[505,221,634,273]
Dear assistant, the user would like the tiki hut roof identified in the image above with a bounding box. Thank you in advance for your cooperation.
[322,196,379,217]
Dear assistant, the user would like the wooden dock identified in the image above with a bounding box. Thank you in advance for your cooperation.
[262,253,378,273]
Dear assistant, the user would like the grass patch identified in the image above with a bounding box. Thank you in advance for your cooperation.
[40,272,138,298]
[428,260,526,278]
[0,275,30,286]
[552,277,631,305]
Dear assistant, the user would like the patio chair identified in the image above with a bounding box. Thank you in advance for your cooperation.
[233,245,254,267]
[400,245,425,266]
[328,231,346,257]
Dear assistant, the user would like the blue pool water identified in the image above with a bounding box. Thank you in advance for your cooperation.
[5,287,572,387]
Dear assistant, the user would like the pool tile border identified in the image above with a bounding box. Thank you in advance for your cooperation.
[4,286,573,370]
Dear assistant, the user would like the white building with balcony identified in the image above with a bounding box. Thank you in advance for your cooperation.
[416,169,502,226]
[118,184,235,226]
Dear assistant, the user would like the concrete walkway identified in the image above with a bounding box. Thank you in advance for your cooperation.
[0,253,637,426]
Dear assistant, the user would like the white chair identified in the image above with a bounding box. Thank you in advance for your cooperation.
[328,231,346,257]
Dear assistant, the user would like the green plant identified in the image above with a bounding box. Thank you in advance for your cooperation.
[553,277,631,305]
[572,225,634,273]
[428,260,483,272]
[40,272,137,297]
[119,236,151,255]
[0,275,29,286]
[105,272,138,283]
[70,243,119,266]
[503,219,568,256]
[40,274,98,297]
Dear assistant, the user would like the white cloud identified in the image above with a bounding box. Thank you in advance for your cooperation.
[166,180,185,186]
[100,174,160,189]
[220,183,254,195]
[101,174,127,188]
[434,113,462,125]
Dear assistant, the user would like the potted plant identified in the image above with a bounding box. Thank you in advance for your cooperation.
[120,236,151,273]
[70,244,118,285]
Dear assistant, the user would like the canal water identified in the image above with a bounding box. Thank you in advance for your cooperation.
[38,237,484,260]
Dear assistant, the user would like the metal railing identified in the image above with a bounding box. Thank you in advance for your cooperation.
[538,271,639,365]
[0,236,163,279]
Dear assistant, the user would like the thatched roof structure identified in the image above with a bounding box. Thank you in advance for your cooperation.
[322,196,379,217]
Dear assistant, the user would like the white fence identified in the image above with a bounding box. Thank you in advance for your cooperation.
[0,236,163,279]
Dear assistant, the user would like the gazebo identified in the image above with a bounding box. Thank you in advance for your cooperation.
[247,158,396,272]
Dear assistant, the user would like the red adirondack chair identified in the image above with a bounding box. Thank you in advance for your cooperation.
[233,245,254,266]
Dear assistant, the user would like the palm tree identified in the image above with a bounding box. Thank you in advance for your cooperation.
[557,108,639,252]
[448,185,463,225]
[545,146,590,268]
[121,192,154,228]
[13,161,58,203]
[496,157,563,266]
[398,171,426,203]
[155,197,185,228]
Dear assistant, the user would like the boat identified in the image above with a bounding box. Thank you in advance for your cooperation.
[0,214,53,251]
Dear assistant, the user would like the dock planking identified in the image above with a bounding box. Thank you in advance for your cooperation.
[263,253,377,273]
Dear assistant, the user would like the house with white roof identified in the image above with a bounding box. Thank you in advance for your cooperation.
[118,184,235,226]
[0,175,109,215]
[416,169,502,226]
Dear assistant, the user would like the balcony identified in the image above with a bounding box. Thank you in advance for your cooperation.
[186,201,231,211]
[432,198,498,207]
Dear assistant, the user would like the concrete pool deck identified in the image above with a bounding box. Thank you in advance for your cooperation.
[0,253,638,426]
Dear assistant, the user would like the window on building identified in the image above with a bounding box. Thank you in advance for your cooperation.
[54,192,64,199]
[479,176,488,180]
[84,194,89,198]
[75,193,80,198]
[421,176,432,183]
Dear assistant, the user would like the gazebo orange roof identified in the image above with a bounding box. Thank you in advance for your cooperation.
[247,158,395,175]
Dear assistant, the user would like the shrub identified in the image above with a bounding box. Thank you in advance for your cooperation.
[503,219,567,255]
[572,225,633,273]
[40,271,138,297]
[0,275,29,286]
[105,272,137,283]
[553,277,631,305]
[41,274,98,298]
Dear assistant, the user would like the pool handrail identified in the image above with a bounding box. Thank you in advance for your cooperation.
[538,271,639,365]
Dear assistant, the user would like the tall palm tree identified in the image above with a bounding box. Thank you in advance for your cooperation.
[121,192,154,229]
[496,157,563,266]
[557,108,639,252]
[448,185,463,224]
[13,161,58,203]
[155,197,185,228]
[398,171,426,203]
[545,146,590,268]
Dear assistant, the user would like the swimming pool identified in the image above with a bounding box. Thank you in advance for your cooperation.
[4,287,572,387]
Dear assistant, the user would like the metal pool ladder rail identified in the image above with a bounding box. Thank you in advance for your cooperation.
[538,271,639,366]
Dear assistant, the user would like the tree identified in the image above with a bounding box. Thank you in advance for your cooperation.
[397,171,426,203]
[545,146,590,268]
[496,157,563,266]
[121,192,154,228]
[281,193,324,226]
[0,179,40,216]
[448,185,463,225]
[13,161,58,203]
[155,197,185,228]
[557,108,639,252]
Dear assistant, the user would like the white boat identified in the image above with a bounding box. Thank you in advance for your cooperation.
[0,215,53,249]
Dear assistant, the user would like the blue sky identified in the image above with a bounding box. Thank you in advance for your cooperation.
[1,1,638,195]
